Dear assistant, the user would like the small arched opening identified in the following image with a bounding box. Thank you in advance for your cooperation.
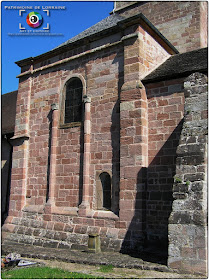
[96,172,112,211]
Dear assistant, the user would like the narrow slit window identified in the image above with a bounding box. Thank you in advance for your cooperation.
[99,172,111,210]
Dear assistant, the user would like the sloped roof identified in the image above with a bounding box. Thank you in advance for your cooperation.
[16,13,178,66]
[55,12,178,53]
[54,13,124,49]
[143,47,208,83]
[2,90,18,134]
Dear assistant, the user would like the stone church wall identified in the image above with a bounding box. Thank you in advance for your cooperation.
[2,21,175,250]
[2,7,207,275]
[168,73,208,275]
[146,78,185,248]
[114,1,208,53]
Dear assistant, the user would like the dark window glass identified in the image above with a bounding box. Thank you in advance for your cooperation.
[99,172,111,210]
[65,78,83,123]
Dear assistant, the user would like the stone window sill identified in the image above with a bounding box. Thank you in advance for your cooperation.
[59,122,81,129]
[50,206,78,216]
[23,205,44,213]
[93,210,119,220]
[23,205,78,216]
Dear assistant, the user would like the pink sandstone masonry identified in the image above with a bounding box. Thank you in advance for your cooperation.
[2,4,208,276]
[113,1,208,53]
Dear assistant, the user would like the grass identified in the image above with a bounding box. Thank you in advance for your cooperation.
[99,264,114,273]
[1,266,103,279]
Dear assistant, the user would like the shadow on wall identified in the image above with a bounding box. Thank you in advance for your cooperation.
[79,120,84,205]
[46,106,84,206]
[110,53,124,215]
[46,110,52,202]
[120,120,183,265]
[111,100,120,215]
[1,135,13,225]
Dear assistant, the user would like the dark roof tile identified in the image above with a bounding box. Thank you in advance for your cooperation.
[55,14,125,49]
[143,47,208,83]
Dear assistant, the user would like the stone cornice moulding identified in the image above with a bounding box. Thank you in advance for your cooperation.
[16,32,140,79]
[10,134,30,140]
[16,18,177,78]
[16,40,122,78]
[9,134,30,146]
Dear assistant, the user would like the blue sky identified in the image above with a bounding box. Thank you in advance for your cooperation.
[1,1,114,94]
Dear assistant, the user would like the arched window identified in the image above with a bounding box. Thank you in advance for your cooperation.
[64,78,83,124]
[96,172,111,210]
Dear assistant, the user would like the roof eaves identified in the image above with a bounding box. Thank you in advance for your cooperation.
[15,12,178,67]
[15,57,33,67]
[15,17,122,67]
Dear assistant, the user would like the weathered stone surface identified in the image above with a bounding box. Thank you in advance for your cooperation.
[173,183,188,193]
[54,231,67,241]
[192,211,207,226]
[101,238,110,251]
[168,72,208,275]
[58,242,71,249]
[191,181,204,192]
[45,230,55,239]
[71,244,87,251]
[33,238,44,247]
[120,101,135,111]
[173,193,187,200]
[108,239,122,251]
[43,240,59,248]
[2,241,171,272]
[169,212,192,224]
[67,233,83,244]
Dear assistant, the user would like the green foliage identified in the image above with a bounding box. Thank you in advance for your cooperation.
[99,264,114,273]
[174,177,182,183]
[1,266,103,279]
[186,180,190,186]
